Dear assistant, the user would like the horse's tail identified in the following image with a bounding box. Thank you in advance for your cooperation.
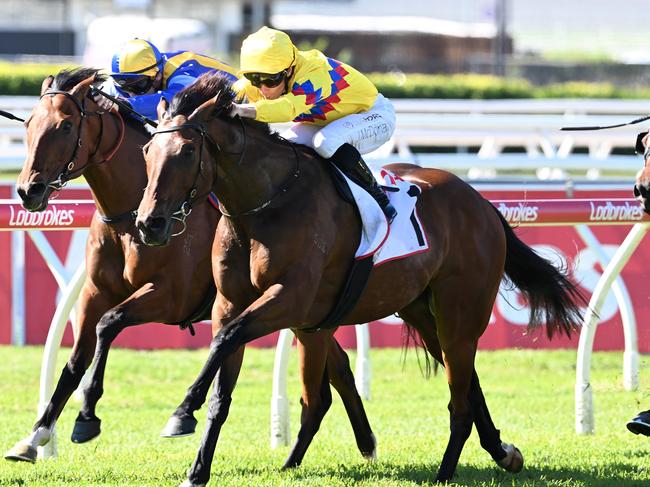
[492,204,587,338]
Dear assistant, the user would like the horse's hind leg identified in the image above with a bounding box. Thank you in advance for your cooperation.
[400,286,518,482]
[4,286,111,462]
[469,370,523,472]
[326,336,376,459]
[430,271,503,483]
[282,329,332,469]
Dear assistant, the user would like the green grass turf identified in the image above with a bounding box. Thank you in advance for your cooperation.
[0,346,648,486]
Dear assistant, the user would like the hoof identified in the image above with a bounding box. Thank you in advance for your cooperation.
[497,442,524,473]
[179,480,205,487]
[161,415,197,438]
[281,458,300,470]
[361,433,377,461]
[71,418,101,443]
[4,442,37,463]
[362,448,377,461]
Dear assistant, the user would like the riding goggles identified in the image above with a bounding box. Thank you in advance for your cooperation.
[244,70,288,88]
[113,74,154,95]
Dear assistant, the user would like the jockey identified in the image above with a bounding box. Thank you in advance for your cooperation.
[230,26,397,223]
[98,39,238,120]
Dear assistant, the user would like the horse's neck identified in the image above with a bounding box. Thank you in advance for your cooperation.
[84,120,148,219]
[214,129,304,216]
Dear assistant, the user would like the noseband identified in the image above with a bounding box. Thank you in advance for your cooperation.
[150,113,301,233]
[40,90,124,191]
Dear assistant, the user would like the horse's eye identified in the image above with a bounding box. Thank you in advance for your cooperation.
[181,145,195,158]
[60,120,73,133]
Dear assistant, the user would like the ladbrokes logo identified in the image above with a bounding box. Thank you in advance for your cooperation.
[9,205,75,227]
[497,202,539,223]
[589,201,644,222]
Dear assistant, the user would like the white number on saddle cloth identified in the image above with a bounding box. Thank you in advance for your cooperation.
[340,167,429,265]
[372,169,429,266]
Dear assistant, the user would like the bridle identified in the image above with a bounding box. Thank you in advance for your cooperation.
[150,112,301,235]
[39,89,125,191]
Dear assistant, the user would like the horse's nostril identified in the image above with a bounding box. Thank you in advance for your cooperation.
[149,217,167,232]
[17,182,46,205]
[634,185,641,198]
[27,183,46,198]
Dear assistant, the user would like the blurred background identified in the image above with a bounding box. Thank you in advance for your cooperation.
[0,0,648,83]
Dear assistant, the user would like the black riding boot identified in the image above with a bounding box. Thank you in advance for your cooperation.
[329,144,397,223]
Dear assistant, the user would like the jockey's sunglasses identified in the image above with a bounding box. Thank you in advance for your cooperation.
[244,70,288,88]
[113,74,154,95]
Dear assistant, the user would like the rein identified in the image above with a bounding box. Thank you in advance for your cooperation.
[218,140,301,218]
[151,114,301,231]
[561,114,650,131]
[40,90,125,191]
[0,109,25,123]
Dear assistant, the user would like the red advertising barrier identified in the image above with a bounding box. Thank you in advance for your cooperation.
[0,199,96,230]
[1,183,648,352]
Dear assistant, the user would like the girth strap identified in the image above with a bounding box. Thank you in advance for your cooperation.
[303,256,374,333]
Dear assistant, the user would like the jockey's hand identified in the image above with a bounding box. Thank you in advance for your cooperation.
[229,103,256,119]
[92,92,116,112]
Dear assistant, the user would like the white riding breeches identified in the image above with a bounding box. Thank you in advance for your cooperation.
[281,94,396,159]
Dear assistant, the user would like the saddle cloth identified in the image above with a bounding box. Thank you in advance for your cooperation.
[340,167,429,266]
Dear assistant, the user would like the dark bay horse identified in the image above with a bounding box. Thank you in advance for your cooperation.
[135,73,586,486]
[5,68,375,467]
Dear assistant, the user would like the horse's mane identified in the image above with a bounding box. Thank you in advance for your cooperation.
[51,67,151,139]
[169,72,284,142]
[51,67,106,91]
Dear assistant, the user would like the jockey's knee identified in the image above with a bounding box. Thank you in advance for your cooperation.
[313,133,346,160]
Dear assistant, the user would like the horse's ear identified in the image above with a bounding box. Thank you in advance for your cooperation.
[188,92,220,122]
[157,97,169,120]
[70,74,96,100]
[40,76,54,96]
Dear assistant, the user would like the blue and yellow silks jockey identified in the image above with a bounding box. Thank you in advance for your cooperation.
[105,39,237,120]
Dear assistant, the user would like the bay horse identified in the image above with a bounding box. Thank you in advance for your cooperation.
[135,72,586,486]
[5,68,376,467]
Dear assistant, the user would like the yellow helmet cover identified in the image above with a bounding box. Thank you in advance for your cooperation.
[111,39,162,77]
[240,26,297,75]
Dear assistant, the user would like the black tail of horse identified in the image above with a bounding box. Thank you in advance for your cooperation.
[492,205,587,338]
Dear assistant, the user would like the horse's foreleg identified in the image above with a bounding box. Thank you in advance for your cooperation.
[184,283,306,486]
[325,335,376,459]
[74,283,158,443]
[4,286,110,463]
[182,346,245,487]
[282,330,331,469]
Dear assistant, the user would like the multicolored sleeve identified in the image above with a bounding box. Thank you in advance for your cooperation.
[253,94,312,123]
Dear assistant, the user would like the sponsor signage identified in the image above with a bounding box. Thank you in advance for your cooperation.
[0,186,648,352]
[8,204,75,227]
[0,200,96,230]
